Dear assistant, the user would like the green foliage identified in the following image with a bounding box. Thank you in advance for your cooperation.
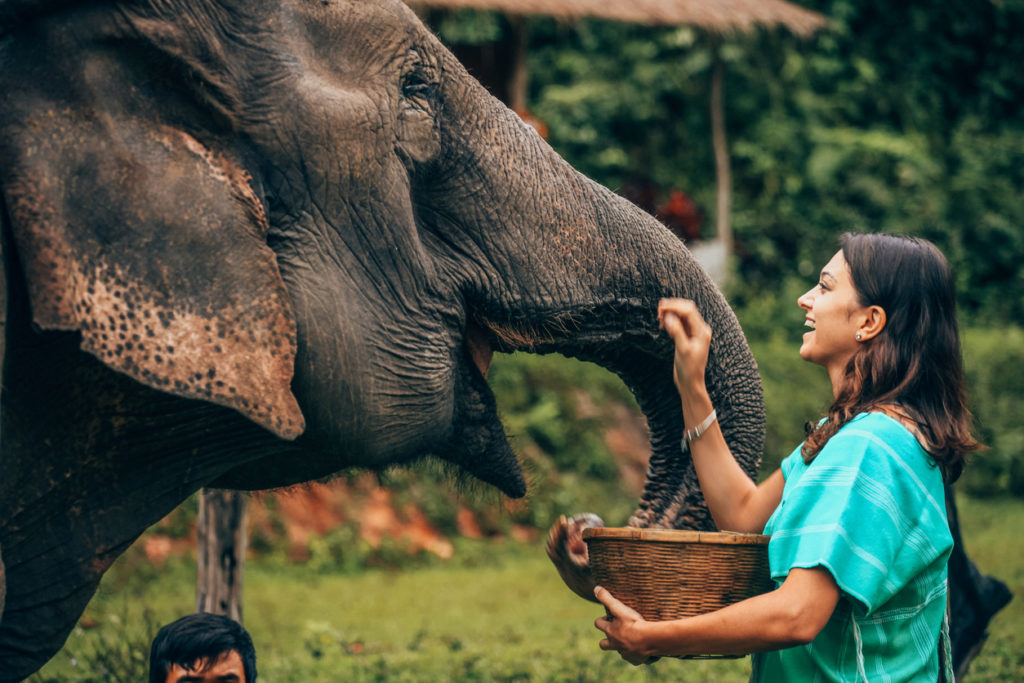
[434,8,504,45]
[744,334,832,475]
[961,327,1024,497]
[303,525,382,574]
[515,2,1024,322]
[489,353,630,479]
[31,610,160,682]
[528,20,717,221]
[487,353,644,528]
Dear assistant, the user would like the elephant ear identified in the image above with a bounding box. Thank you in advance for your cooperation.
[0,108,305,440]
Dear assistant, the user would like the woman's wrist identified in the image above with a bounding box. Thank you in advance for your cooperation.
[635,618,662,657]
[639,617,691,658]
[683,408,718,446]
[679,386,713,420]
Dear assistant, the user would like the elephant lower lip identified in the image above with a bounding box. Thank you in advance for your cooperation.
[438,346,526,498]
[464,320,493,377]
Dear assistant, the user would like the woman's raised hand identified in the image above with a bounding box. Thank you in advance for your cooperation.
[657,298,712,398]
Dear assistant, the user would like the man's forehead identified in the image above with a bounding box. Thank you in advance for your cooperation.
[167,649,245,682]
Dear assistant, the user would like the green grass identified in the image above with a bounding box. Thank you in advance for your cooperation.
[33,496,1022,682]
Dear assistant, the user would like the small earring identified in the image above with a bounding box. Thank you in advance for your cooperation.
[856,333,863,341]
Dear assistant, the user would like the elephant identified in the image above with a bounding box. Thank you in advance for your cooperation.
[0,1,1006,679]
[0,0,766,677]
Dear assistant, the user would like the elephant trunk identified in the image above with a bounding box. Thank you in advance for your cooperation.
[423,73,766,529]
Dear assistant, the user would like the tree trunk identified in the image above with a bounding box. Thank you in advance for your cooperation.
[709,38,733,275]
[507,15,529,113]
[196,488,249,623]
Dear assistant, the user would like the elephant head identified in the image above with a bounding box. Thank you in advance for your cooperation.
[0,0,764,677]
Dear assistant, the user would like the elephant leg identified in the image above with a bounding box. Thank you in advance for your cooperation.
[0,314,290,679]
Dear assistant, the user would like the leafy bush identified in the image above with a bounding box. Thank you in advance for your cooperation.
[961,327,1024,497]
[30,609,160,683]
[745,335,832,475]
[514,1,1024,324]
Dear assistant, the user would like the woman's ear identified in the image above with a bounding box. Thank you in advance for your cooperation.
[857,305,887,342]
[1,109,305,439]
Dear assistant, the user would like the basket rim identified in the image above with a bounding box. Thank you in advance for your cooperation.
[582,527,770,545]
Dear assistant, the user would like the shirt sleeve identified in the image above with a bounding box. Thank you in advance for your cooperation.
[767,416,952,615]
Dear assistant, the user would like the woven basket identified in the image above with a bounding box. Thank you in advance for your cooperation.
[584,527,774,658]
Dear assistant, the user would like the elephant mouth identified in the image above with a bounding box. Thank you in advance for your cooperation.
[440,303,683,509]
[464,320,494,378]
[431,318,525,498]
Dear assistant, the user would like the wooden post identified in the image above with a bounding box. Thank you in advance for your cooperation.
[507,15,529,113]
[196,488,249,623]
[709,37,733,267]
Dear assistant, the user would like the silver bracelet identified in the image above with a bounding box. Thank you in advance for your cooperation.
[682,408,717,448]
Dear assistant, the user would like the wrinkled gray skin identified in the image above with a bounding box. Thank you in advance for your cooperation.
[0,1,766,678]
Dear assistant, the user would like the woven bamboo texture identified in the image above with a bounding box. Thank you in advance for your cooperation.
[584,527,773,621]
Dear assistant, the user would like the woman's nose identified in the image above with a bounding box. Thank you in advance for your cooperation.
[798,289,813,310]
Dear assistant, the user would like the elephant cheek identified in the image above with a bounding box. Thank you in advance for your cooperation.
[396,108,440,165]
[288,331,456,467]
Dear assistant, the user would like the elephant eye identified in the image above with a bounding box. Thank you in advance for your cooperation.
[401,71,437,109]
[400,49,438,112]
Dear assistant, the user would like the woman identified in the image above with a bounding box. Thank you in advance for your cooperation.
[594,233,977,681]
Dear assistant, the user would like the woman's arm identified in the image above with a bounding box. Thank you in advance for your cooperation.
[658,298,783,532]
[595,567,840,660]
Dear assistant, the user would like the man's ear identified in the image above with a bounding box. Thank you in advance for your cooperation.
[857,305,887,342]
[1,108,305,439]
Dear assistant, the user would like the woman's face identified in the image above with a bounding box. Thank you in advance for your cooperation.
[797,250,869,381]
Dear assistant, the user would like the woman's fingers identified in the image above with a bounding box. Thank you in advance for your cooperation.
[595,590,654,665]
[594,586,624,617]
[658,299,710,342]
[595,586,641,622]
[661,310,681,335]
[658,298,697,328]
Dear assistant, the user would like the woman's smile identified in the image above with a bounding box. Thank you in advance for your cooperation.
[797,251,869,387]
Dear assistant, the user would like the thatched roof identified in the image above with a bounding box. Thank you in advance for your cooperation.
[406,0,827,37]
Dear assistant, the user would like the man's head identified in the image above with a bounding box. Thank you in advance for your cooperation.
[149,613,257,683]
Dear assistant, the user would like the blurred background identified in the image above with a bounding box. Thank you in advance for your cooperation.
[33,1,1023,680]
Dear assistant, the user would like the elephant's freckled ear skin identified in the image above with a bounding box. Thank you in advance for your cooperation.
[5,115,305,439]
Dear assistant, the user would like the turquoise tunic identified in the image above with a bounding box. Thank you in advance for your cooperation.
[752,412,953,682]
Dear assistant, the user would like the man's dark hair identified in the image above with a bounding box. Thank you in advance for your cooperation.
[149,612,257,683]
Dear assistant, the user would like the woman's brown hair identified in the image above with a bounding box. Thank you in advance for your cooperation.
[801,232,979,483]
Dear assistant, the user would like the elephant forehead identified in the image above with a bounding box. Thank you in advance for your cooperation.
[286,75,396,159]
[285,0,433,80]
